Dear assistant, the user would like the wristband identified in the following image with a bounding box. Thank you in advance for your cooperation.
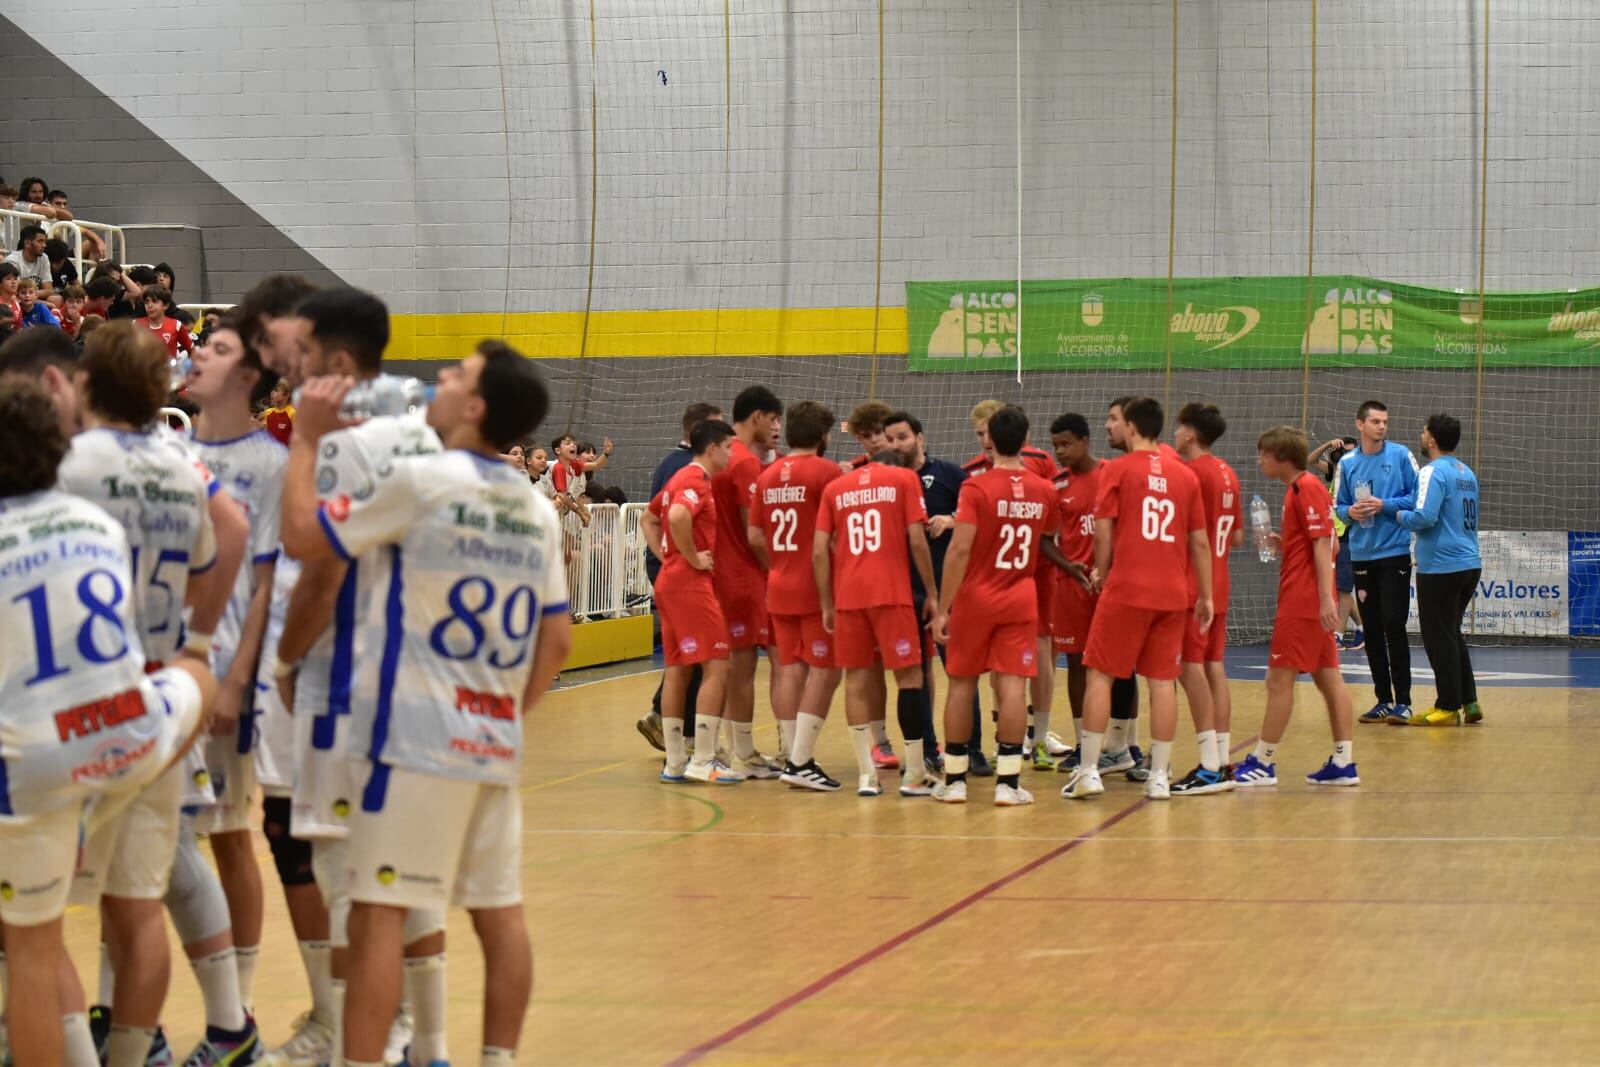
[272,656,300,680]
[183,631,213,656]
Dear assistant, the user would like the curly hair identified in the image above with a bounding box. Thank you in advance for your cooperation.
[0,377,69,496]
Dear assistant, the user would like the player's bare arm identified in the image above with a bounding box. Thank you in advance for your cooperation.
[812,527,835,632]
[666,502,711,571]
[907,522,938,622]
[1313,535,1339,632]
[274,556,348,714]
[928,513,956,537]
[1092,516,1115,593]
[1188,527,1215,631]
[1039,535,1086,585]
[186,487,248,641]
[280,375,356,563]
[522,612,573,713]
[640,509,666,563]
[933,521,976,644]
[211,559,275,735]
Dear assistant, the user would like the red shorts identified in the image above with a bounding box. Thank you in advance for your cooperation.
[945,610,1037,679]
[834,605,921,670]
[1182,610,1227,664]
[1268,615,1340,674]
[1082,600,1185,681]
[1052,578,1097,655]
[658,579,731,666]
[1035,570,1055,638]
[770,612,834,669]
[714,569,770,650]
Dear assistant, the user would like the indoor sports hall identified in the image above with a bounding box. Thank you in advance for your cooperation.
[3,0,1599,1064]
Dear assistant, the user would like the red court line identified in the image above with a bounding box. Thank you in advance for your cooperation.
[985,894,1553,907]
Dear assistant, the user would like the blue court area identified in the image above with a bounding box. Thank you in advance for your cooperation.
[1224,642,1600,689]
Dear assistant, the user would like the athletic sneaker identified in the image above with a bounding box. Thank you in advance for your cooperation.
[969,750,995,777]
[1030,743,1057,771]
[1170,765,1233,796]
[1054,747,1080,772]
[1097,747,1135,774]
[1359,702,1393,724]
[1411,706,1463,727]
[994,783,1034,806]
[384,1005,414,1067]
[734,754,783,780]
[1305,758,1360,786]
[400,1052,449,1067]
[871,742,900,770]
[1231,753,1277,787]
[1383,703,1415,725]
[899,771,941,797]
[148,1028,177,1067]
[857,772,883,797]
[89,1005,112,1061]
[1044,731,1074,758]
[1060,767,1104,800]
[636,711,665,751]
[932,779,967,804]
[181,1016,261,1066]
[659,762,688,783]
[258,1012,335,1067]
[780,760,840,792]
[685,758,745,785]
[1464,701,1484,725]
[1125,746,1151,783]
[1341,628,1365,650]
[1144,772,1170,801]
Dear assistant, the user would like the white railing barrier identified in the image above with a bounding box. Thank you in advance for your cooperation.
[0,206,127,286]
[560,502,656,622]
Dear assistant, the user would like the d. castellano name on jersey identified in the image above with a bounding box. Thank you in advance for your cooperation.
[834,485,899,509]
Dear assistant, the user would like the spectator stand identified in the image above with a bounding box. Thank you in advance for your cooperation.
[0,206,126,281]
[559,501,655,669]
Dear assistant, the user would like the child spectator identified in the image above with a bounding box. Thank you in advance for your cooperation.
[260,378,294,444]
[81,275,119,320]
[75,313,107,350]
[577,436,615,473]
[15,279,60,327]
[152,262,195,326]
[0,263,20,325]
[134,283,194,358]
[57,283,86,336]
[44,238,78,293]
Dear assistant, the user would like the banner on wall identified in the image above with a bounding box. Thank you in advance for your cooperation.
[906,277,1600,372]
[1401,530,1600,638]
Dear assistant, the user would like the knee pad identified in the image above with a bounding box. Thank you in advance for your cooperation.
[163,825,233,945]
[404,906,447,945]
[262,796,316,887]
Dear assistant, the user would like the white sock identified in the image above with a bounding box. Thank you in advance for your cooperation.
[791,712,825,766]
[1078,729,1105,772]
[1196,729,1220,772]
[1072,716,1083,745]
[330,979,347,1067]
[1150,739,1173,779]
[719,718,735,753]
[1033,708,1052,748]
[1216,730,1231,762]
[849,724,876,776]
[1254,739,1278,764]
[345,1061,382,1067]
[482,1049,517,1067]
[1106,720,1127,751]
[1332,739,1354,767]
[192,947,247,1031]
[62,1012,98,1067]
[869,718,889,747]
[108,1025,159,1067]
[298,940,335,1022]
[235,944,259,1012]
[904,738,927,779]
[732,721,758,760]
[778,718,796,754]
[691,715,722,765]
[97,941,115,1005]
[404,954,448,1064]
[1126,716,1141,748]
[663,718,686,766]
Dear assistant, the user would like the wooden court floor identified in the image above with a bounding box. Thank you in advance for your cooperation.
[64,654,1600,1065]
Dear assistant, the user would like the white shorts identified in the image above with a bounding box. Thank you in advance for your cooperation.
[188,732,258,834]
[72,760,184,904]
[0,802,83,926]
[346,762,522,912]
[312,837,353,947]
[179,744,217,809]
[291,678,356,840]
[254,677,297,795]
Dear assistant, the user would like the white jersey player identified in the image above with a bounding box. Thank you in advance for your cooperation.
[281,340,569,1067]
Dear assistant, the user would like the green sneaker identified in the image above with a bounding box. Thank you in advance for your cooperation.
[1030,743,1057,771]
[1464,702,1483,725]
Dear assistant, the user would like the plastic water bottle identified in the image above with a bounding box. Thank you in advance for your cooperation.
[168,355,193,392]
[1249,494,1276,563]
[1354,480,1376,528]
[294,375,431,421]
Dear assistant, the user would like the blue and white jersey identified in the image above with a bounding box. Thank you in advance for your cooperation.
[193,428,287,680]
[1398,456,1482,574]
[0,491,158,817]
[317,450,567,786]
[254,554,300,792]
[57,428,218,665]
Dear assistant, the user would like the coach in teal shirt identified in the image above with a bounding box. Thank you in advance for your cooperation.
[1332,399,1420,722]
[1396,413,1482,725]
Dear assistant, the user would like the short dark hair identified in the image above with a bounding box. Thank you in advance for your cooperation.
[871,448,906,468]
[43,238,70,263]
[85,277,120,302]
[883,410,922,436]
[126,265,159,287]
[1109,395,1136,413]
[1357,399,1388,421]
[91,259,121,281]
[784,400,835,450]
[690,418,735,455]
[153,262,176,285]
[1425,412,1462,452]
[576,441,597,457]
[474,340,548,450]
[294,287,389,373]
[1178,402,1226,446]
[18,225,45,245]
[988,405,1029,456]
[235,274,319,355]
[732,384,782,423]
[46,189,67,203]
[1122,396,1163,440]
[141,284,173,308]
[0,377,69,497]
[1050,412,1090,439]
[0,264,18,283]
[0,324,79,377]
[550,433,575,452]
[80,321,169,427]
[680,401,722,440]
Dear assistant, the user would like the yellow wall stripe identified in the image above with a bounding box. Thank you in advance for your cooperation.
[390,306,909,361]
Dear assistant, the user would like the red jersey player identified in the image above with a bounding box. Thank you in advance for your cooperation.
[1234,427,1358,788]
[712,385,785,778]
[814,451,937,797]
[841,400,901,771]
[748,401,846,791]
[1170,402,1245,796]
[1046,413,1106,741]
[640,419,742,784]
[1063,397,1212,801]
[932,407,1061,806]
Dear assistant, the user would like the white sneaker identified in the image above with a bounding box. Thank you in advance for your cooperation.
[1061,767,1104,800]
[685,758,746,785]
[994,783,1034,806]
[260,1012,335,1067]
[899,771,941,797]
[1044,731,1074,758]
[932,779,967,804]
[735,754,783,780]
[384,1005,414,1067]
[857,772,883,797]
[1145,773,1171,801]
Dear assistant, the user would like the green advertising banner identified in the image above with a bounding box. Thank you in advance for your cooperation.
[906,276,1600,372]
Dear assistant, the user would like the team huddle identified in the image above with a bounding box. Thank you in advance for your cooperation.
[0,282,565,1067]
[641,390,1360,805]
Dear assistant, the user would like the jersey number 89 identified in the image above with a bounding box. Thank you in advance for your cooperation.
[428,575,540,670]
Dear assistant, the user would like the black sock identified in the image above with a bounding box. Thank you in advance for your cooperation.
[1111,675,1137,719]
[946,740,969,783]
[896,688,923,746]
[997,741,1023,789]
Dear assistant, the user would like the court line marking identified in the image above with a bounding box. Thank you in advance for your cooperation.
[522,827,1598,845]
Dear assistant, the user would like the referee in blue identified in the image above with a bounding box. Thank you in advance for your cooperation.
[1334,399,1421,724]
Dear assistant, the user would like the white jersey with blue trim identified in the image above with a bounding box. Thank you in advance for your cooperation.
[254,554,299,792]
[0,491,158,818]
[317,449,567,786]
[57,427,218,665]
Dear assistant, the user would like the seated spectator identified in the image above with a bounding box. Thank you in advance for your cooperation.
[57,283,86,337]
[133,284,194,358]
[6,225,52,293]
[0,302,13,345]
[0,184,21,251]
[8,178,60,221]
[81,275,120,320]
[259,378,294,444]
[0,263,20,325]
[152,262,195,327]
[604,486,627,506]
[44,238,78,293]
[15,279,60,327]
[75,312,107,349]
[43,189,106,259]
[93,262,153,319]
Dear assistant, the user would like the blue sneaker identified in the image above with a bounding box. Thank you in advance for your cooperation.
[1170,764,1233,796]
[1097,747,1135,774]
[1341,628,1365,650]
[1124,745,1150,782]
[1358,702,1392,724]
[1231,753,1277,787]
[659,763,688,783]
[1383,703,1414,725]
[1306,757,1360,786]
[401,1048,450,1067]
